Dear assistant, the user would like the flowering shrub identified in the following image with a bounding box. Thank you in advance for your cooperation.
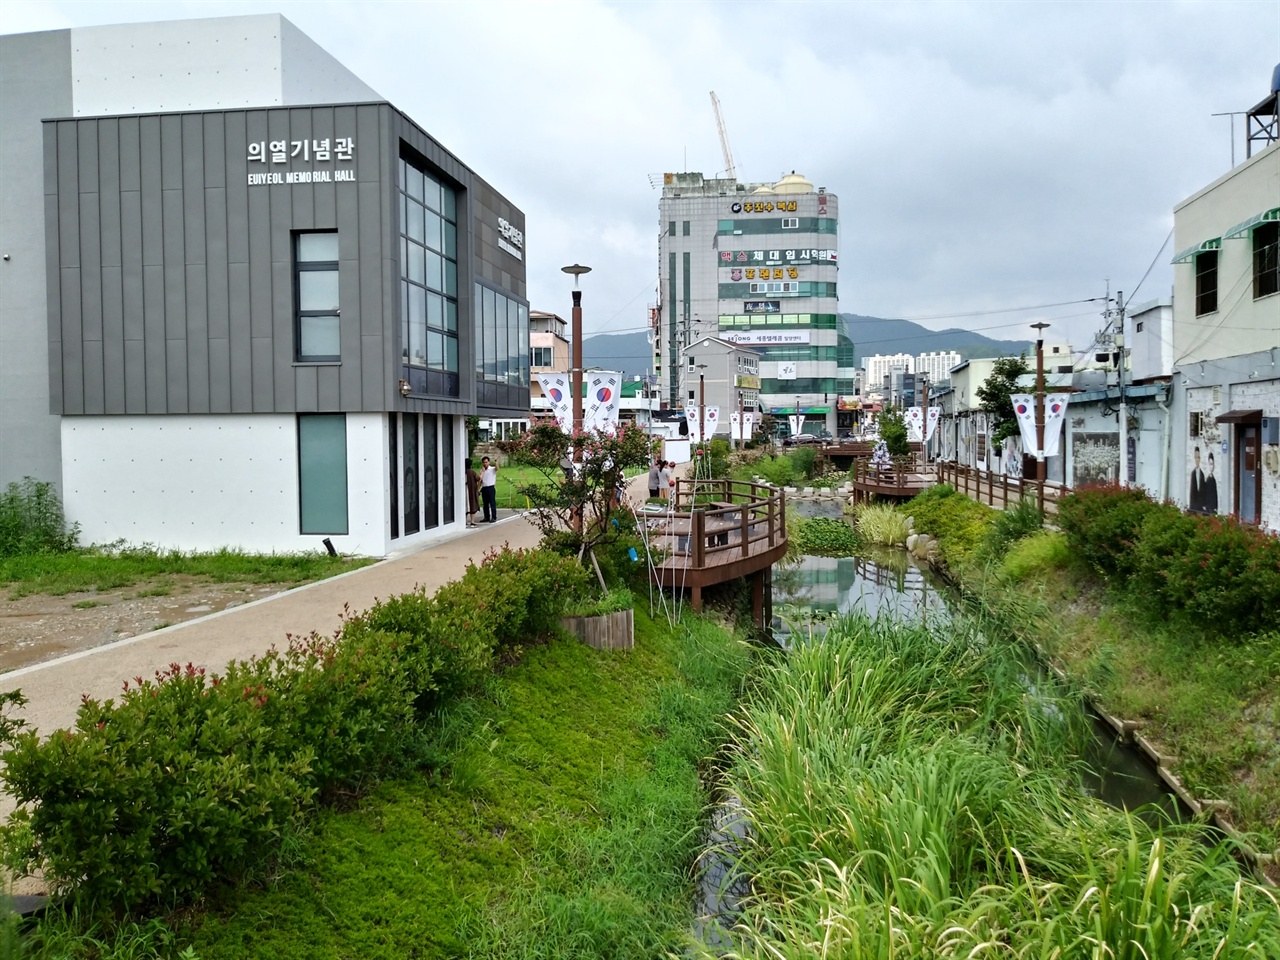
[1060,484,1280,637]
[904,485,995,565]
[0,547,592,911]
[1056,484,1157,577]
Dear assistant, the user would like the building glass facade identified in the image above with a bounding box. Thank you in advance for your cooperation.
[399,156,460,397]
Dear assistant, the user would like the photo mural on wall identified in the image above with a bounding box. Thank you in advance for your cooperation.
[1189,445,1220,514]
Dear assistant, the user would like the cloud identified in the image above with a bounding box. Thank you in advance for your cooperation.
[9,0,1280,351]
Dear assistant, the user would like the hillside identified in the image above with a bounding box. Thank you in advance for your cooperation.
[579,316,1033,379]
[842,314,1033,364]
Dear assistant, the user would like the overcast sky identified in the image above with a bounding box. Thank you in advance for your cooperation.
[7,0,1280,350]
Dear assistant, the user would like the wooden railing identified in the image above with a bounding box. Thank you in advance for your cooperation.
[848,455,926,493]
[659,478,787,568]
[934,461,1067,515]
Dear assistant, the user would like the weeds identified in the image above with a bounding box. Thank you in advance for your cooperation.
[853,503,909,546]
[0,479,78,558]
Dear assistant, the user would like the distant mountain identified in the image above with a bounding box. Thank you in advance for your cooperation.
[841,314,1033,364]
[582,331,652,379]
[579,317,1033,380]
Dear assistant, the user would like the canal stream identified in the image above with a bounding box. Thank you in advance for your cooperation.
[695,504,1187,945]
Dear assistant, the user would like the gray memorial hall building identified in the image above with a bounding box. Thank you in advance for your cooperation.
[0,14,529,555]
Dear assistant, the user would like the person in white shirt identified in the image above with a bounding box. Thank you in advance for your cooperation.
[481,456,498,522]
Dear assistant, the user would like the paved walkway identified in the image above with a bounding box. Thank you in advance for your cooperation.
[0,510,542,738]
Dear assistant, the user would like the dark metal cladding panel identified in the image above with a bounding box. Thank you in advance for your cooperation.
[82,340,104,416]
[124,338,146,414]
[250,336,274,412]
[227,260,252,412]
[165,337,189,414]
[294,364,318,412]
[56,123,79,270]
[142,263,166,413]
[185,263,209,413]
[77,192,102,342]
[181,114,206,265]
[317,364,341,411]
[271,259,293,411]
[138,115,163,268]
[97,119,122,269]
[59,268,82,414]
[162,189,186,340]
[101,265,125,412]
[208,337,231,413]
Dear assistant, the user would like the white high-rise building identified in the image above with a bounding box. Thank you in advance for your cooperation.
[864,353,915,387]
[915,351,962,383]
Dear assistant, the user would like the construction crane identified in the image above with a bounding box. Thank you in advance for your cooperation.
[710,91,736,179]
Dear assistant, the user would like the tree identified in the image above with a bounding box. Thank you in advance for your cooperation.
[975,354,1030,452]
[877,406,910,457]
[498,422,653,590]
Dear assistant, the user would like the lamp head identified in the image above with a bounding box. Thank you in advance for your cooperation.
[561,263,592,288]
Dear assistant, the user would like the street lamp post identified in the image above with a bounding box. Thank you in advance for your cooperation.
[561,264,591,443]
[920,374,930,469]
[696,363,708,477]
[1031,321,1050,512]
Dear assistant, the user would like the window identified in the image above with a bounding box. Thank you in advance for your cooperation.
[1136,321,1144,332]
[781,217,799,229]
[1195,250,1218,316]
[295,232,340,362]
[688,355,695,369]
[399,156,460,395]
[668,221,676,236]
[688,390,696,401]
[531,346,553,367]
[298,414,348,534]
[1253,221,1279,299]
[682,220,690,236]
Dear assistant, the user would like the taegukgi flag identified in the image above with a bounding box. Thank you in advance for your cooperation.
[537,373,572,432]
[583,372,621,435]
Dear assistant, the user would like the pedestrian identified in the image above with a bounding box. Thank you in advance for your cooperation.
[464,457,481,527]
[648,458,662,499]
[658,460,672,500]
[480,455,498,522]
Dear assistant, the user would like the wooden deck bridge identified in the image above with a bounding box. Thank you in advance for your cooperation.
[642,479,788,625]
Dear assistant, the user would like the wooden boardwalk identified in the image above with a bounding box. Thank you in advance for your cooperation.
[935,461,1066,516]
[847,455,934,502]
[640,479,788,623]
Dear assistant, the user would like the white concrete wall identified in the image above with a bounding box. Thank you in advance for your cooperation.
[1173,142,1280,366]
[61,413,389,555]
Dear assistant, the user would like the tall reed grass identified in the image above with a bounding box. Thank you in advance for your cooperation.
[854,503,909,546]
[695,614,1280,958]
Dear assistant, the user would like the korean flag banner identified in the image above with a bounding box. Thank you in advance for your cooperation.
[729,411,742,441]
[537,373,572,432]
[684,402,701,444]
[743,412,755,437]
[1043,395,1070,458]
[585,373,622,435]
[905,407,924,443]
[788,414,803,437]
[703,406,720,439]
[1010,394,1040,457]
[926,406,941,442]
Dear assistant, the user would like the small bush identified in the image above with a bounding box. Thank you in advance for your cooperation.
[1000,530,1071,582]
[904,485,994,565]
[980,497,1043,561]
[756,456,797,488]
[0,478,79,557]
[0,546,592,912]
[794,517,860,556]
[856,504,910,546]
[789,447,817,480]
[1057,484,1157,578]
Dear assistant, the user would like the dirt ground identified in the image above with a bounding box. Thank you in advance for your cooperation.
[0,576,293,675]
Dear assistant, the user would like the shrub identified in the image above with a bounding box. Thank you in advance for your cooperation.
[856,504,910,546]
[1129,500,1200,608]
[794,517,860,556]
[1000,531,1071,582]
[904,485,994,565]
[1,665,314,908]
[0,478,79,557]
[980,496,1043,561]
[789,447,817,480]
[757,456,797,488]
[1057,484,1157,578]
[0,546,592,912]
[1153,514,1280,637]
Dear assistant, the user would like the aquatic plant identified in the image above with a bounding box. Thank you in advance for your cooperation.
[697,612,1280,959]
[854,503,909,546]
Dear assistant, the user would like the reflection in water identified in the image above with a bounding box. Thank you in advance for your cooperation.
[772,547,948,643]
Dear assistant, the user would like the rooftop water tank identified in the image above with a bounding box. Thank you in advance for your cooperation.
[773,171,814,194]
[1272,62,1280,94]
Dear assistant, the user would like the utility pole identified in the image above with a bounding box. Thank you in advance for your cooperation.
[697,364,708,479]
[1115,290,1129,487]
[1031,322,1050,513]
[920,375,930,470]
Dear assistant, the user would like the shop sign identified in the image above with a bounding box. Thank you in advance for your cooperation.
[498,217,524,261]
[719,330,811,346]
[735,374,762,389]
[719,249,837,265]
[730,267,800,281]
[731,200,798,213]
[246,137,356,186]
[743,300,781,315]
[837,395,861,411]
